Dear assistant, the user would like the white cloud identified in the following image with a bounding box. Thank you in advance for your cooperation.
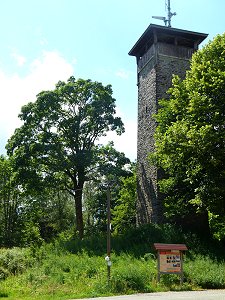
[98,108,137,161]
[28,51,74,92]
[115,68,131,79]
[72,58,78,65]
[111,118,137,161]
[0,50,74,153]
[40,38,48,46]
[11,51,27,67]
[34,26,48,46]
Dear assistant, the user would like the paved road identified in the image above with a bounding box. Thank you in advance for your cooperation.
[73,290,225,300]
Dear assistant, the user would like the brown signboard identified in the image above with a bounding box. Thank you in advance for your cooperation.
[154,243,188,283]
[159,250,181,273]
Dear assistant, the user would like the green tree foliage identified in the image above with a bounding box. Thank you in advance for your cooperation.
[7,77,125,238]
[0,156,22,246]
[152,33,225,238]
[112,167,136,233]
[0,155,75,246]
[83,142,131,234]
[20,189,75,244]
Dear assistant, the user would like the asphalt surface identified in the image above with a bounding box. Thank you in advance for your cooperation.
[73,290,225,300]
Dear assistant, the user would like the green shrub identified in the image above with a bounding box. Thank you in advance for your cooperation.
[0,248,34,277]
[0,291,8,298]
[110,254,157,293]
[0,266,9,280]
[185,255,225,289]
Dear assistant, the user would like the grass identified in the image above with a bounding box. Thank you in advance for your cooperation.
[0,224,225,299]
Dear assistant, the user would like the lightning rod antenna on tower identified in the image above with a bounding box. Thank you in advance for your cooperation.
[152,0,176,27]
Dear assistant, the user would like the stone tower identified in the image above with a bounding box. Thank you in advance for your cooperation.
[129,24,207,225]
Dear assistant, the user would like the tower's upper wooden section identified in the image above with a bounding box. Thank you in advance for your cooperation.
[129,24,208,60]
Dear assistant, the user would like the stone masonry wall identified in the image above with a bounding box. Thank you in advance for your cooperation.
[137,45,191,225]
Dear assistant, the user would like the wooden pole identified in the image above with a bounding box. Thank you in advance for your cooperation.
[106,186,111,284]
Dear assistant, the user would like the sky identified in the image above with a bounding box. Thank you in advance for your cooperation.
[0,0,225,161]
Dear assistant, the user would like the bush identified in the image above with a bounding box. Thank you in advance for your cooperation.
[185,255,225,289]
[0,266,9,280]
[110,254,157,293]
[0,247,34,278]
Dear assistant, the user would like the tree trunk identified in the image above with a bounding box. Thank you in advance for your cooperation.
[74,187,84,239]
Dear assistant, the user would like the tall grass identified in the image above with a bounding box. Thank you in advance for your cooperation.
[110,253,158,293]
[0,224,225,299]
[185,255,225,289]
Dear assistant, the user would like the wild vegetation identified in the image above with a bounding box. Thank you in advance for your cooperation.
[0,224,225,300]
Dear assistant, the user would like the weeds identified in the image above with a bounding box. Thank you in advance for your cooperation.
[0,247,34,278]
[0,224,225,299]
[110,254,157,293]
[185,255,225,289]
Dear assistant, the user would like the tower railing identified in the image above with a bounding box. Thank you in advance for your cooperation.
[138,43,194,72]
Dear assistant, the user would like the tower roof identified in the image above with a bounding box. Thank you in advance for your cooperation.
[129,24,208,57]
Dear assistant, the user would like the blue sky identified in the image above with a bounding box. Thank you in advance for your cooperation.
[0,0,225,161]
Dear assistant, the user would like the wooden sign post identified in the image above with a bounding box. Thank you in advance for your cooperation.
[154,243,188,284]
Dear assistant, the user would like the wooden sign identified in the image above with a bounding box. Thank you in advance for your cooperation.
[159,250,181,273]
[154,243,188,283]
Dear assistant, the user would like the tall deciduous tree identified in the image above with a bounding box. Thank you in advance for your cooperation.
[152,34,225,238]
[7,77,125,238]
